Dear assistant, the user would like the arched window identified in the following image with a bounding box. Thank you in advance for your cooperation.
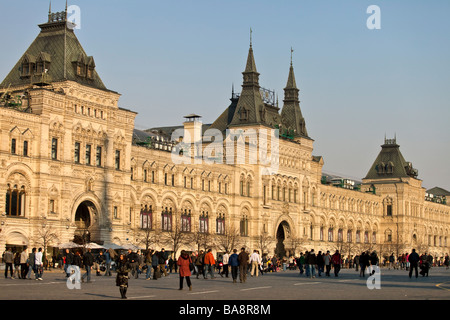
[240,215,248,236]
[5,184,26,216]
[181,209,191,232]
[140,205,153,229]
[161,207,172,231]
[199,210,209,234]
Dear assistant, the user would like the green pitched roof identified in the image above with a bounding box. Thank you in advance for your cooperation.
[364,139,419,180]
[1,16,107,91]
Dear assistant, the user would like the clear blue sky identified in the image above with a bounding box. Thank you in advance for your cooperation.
[1,0,449,191]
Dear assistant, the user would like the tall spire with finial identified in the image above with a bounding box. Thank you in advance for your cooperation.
[281,47,308,138]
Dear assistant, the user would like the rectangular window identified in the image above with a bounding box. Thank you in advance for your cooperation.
[49,199,55,213]
[151,171,155,183]
[74,142,80,163]
[51,138,58,160]
[144,169,148,182]
[85,144,91,165]
[115,150,120,170]
[387,204,393,216]
[171,174,175,186]
[96,146,102,167]
[113,206,118,219]
[11,139,16,154]
[23,140,28,157]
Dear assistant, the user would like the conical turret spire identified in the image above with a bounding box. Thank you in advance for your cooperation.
[281,50,308,138]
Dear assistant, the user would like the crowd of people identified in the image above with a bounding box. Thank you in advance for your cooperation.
[2,245,449,299]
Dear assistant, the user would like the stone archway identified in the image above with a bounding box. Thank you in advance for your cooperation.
[74,200,96,243]
[275,221,291,258]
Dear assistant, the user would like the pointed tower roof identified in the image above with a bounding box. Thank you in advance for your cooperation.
[227,39,267,127]
[281,50,309,138]
[364,138,419,180]
[1,6,108,91]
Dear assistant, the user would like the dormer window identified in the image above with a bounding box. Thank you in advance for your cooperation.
[73,54,95,80]
[20,54,36,78]
[240,107,248,121]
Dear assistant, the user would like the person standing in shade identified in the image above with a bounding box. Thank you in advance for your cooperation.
[408,248,420,279]
[331,250,342,277]
[238,247,249,283]
[229,249,239,283]
[116,254,131,299]
[220,250,229,278]
[26,248,36,280]
[20,248,28,279]
[177,250,193,291]
[307,249,317,279]
[316,251,324,277]
[323,251,332,277]
[82,248,94,283]
[34,248,44,280]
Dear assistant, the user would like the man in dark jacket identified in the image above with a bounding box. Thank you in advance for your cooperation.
[82,248,94,283]
[64,249,74,278]
[127,249,140,279]
[408,249,420,278]
[238,248,249,283]
[307,249,317,278]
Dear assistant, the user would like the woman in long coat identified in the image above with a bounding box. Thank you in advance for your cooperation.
[177,250,192,291]
[116,254,131,299]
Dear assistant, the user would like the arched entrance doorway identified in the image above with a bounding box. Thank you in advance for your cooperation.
[74,201,96,243]
[275,221,291,258]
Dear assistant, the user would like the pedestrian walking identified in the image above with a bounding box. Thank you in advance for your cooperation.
[204,249,216,279]
[196,250,206,279]
[158,248,168,277]
[388,253,395,270]
[177,250,193,291]
[94,250,105,276]
[152,250,160,279]
[144,250,153,280]
[297,252,305,275]
[26,248,36,280]
[229,249,239,283]
[116,254,131,299]
[238,247,249,283]
[331,250,342,277]
[3,248,14,279]
[13,251,21,279]
[127,249,140,279]
[34,248,44,280]
[250,250,261,277]
[359,251,369,277]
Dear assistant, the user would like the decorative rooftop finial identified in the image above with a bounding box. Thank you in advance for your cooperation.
[290,47,294,66]
[250,27,253,48]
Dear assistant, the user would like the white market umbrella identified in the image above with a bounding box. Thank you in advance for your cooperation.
[84,242,106,249]
[58,242,81,249]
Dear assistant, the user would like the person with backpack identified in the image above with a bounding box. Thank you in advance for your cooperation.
[331,250,342,277]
